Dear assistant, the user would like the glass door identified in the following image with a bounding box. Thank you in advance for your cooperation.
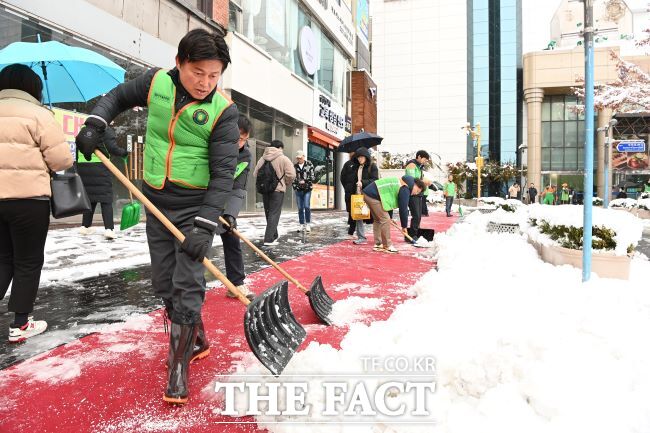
[307,142,335,209]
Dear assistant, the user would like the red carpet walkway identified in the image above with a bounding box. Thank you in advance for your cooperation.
[0,212,456,433]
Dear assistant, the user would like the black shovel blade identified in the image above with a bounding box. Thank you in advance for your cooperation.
[244,280,306,376]
[306,275,334,326]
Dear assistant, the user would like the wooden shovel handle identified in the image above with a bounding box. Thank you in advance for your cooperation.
[390,219,415,242]
[94,150,250,305]
[219,216,309,294]
[121,157,134,202]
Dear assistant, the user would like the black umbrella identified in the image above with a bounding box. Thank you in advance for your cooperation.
[337,131,383,153]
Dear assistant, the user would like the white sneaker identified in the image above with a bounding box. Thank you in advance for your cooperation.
[104,229,116,240]
[263,240,279,246]
[297,224,304,232]
[305,224,311,232]
[227,284,256,301]
[79,226,93,235]
[8,317,47,343]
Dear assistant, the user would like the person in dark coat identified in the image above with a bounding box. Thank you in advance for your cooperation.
[351,147,379,244]
[340,151,359,237]
[77,126,127,239]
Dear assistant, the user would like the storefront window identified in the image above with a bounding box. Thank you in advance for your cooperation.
[308,142,335,209]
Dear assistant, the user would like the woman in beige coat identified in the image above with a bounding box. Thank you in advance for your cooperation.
[0,64,73,342]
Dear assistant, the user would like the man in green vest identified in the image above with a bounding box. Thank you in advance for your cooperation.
[404,150,431,238]
[362,175,425,253]
[444,174,456,217]
[75,29,239,405]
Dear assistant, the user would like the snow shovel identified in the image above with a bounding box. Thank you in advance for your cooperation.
[390,220,429,248]
[220,216,334,325]
[119,157,141,231]
[95,150,305,376]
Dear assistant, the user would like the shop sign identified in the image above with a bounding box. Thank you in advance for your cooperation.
[299,26,319,76]
[53,107,88,158]
[612,140,649,171]
[355,0,369,49]
[313,91,346,140]
[302,0,355,56]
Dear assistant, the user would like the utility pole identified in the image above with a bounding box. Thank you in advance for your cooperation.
[583,0,594,282]
[464,122,483,198]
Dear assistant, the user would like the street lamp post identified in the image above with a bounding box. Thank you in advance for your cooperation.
[463,122,483,198]
[604,119,617,208]
[518,144,527,202]
[582,0,595,282]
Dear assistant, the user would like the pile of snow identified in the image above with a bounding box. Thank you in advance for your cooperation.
[527,204,643,255]
[477,197,505,206]
[637,198,650,211]
[610,198,638,209]
[228,206,650,433]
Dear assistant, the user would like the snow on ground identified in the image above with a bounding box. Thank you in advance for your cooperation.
[228,206,650,433]
[328,296,384,326]
[39,213,345,286]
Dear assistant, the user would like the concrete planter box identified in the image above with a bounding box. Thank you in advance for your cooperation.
[637,209,650,219]
[528,239,630,280]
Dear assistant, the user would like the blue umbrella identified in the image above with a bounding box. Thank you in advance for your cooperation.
[0,36,125,106]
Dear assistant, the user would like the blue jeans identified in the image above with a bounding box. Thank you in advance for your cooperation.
[295,190,312,224]
[445,196,454,216]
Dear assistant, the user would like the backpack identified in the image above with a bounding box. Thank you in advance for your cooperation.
[256,160,283,194]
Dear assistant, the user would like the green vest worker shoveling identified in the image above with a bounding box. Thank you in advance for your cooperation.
[75,29,239,405]
[362,175,426,253]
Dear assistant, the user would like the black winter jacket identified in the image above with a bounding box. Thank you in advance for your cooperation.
[77,127,127,203]
[87,68,239,224]
[340,159,358,195]
[292,160,315,191]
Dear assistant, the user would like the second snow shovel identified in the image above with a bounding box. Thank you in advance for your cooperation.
[119,157,141,230]
[220,216,334,326]
[95,150,306,376]
[390,220,430,248]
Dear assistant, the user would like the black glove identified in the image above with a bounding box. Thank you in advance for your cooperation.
[221,214,236,232]
[180,221,216,262]
[75,118,106,161]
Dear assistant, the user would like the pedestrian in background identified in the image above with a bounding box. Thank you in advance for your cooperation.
[443,174,456,217]
[0,64,73,342]
[77,125,127,239]
[352,147,378,245]
[223,115,255,301]
[292,150,314,232]
[528,183,538,204]
[254,140,295,246]
[560,183,570,204]
[508,182,520,200]
[340,151,358,238]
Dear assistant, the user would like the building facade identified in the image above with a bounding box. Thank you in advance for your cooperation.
[523,0,650,200]
[371,0,522,184]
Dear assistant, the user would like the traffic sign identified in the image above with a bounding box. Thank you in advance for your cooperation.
[615,140,645,152]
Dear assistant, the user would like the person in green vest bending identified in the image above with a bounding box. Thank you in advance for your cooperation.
[75,29,239,405]
[362,175,425,253]
[444,174,456,217]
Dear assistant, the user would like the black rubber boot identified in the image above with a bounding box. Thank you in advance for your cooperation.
[191,319,210,363]
[163,322,197,404]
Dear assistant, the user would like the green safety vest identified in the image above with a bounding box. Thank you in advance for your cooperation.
[645,184,650,193]
[376,177,401,211]
[405,163,430,197]
[77,150,102,164]
[561,188,569,200]
[144,70,232,189]
[234,161,248,179]
[444,182,456,196]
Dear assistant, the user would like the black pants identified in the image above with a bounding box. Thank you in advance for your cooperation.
[421,195,429,216]
[345,193,355,235]
[262,191,284,243]
[0,199,50,314]
[146,205,206,325]
[82,201,114,230]
[221,231,245,286]
[408,194,423,232]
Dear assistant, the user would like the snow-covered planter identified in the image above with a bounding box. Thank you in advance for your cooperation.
[593,197,603,206]
[526,205,643,279]
[610,198,638,210]
[486,221,520,234]
[637,198,650,219]
[477,196,505,206]
[478,207,497,214]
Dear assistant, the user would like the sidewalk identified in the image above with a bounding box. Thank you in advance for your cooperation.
[0,212,457,433]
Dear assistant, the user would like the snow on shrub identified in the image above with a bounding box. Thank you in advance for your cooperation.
[527,204,642,255]
[610,198,638,209]
[478,196,505,206]
[593,197,603,206]
[637,198,650,211]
